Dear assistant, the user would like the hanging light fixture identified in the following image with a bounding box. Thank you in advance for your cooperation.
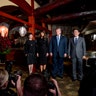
[93,34,96,40]
[0,23,11,55]
[0,22,9,37]
[19,26,27,37]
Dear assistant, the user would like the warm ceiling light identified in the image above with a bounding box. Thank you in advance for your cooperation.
[0,26,8,37]
[19,26,27,37]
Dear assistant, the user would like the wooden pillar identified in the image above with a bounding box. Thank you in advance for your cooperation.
[28,16,35,35]
[28,0,35,38]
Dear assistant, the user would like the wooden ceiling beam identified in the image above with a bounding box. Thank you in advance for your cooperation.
[0,11,31,26]
[10,0,74,16]
[34,0,74,15]
[0,11,50,32]
[42,10,96,23]
[9,0,32,16]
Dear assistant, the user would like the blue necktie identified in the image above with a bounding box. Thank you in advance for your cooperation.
[57,36,60,46]
[74,37,78,45]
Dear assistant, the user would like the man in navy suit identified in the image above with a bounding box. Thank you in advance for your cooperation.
[49,27,67,78]
[68,28,86,81]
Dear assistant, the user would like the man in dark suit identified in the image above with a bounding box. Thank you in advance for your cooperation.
[68,28,86,81]
[49,27,67,78]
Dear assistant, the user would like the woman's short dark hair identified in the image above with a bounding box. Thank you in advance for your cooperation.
[28,33,33,36]
[24,73,48,96]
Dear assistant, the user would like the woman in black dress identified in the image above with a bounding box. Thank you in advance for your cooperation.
[24,33,36,74]
[37,32,49,73]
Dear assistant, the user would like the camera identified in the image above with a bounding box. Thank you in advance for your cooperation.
[0,61,21,96]
[48,80,56,89]
[43,70,56,89]
[42,70,57,96]
[5,61,22,84]
[9,70,22,83]
[47,80,57,96]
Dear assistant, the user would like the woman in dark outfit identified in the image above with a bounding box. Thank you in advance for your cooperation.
[24,33,36,74]
[37,32,49,73]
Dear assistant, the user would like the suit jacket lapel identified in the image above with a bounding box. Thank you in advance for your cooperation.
[72,38,75,45]
[77,37,81,44]
[73,37,80,45]
[59,35,63,45]
[55,35,58,46]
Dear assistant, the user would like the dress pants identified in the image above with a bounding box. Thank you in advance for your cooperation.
[52,52,64,77]
[72,57,83,80]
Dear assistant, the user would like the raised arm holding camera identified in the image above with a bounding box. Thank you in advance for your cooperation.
[0,69,22,96]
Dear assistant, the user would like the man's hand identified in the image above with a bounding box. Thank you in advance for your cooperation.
[83,56,86,60]
[49,89,56,96]
[46,53,49,57]
[50,52,53,57]
[68,56,71,59]
[49,78,61,96]
[16,75,22,87]
[64,53,67,58]
[16,75,23,96]
[37,53,39,57]
[25,54,27,56]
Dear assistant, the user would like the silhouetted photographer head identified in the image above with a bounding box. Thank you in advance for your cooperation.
[24,73,48,96]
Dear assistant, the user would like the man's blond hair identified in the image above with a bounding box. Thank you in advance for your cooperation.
[0,69,9,88]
